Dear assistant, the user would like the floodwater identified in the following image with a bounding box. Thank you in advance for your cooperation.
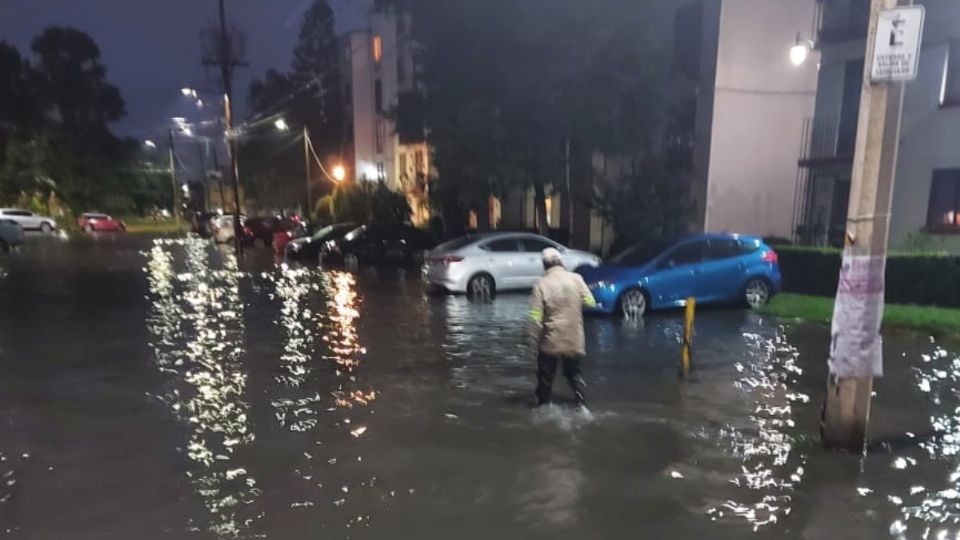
[0,234,959,539]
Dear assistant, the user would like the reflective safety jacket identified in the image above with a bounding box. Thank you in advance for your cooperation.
[528,265,596,357]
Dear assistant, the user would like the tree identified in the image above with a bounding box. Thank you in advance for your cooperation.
[30,27,125,155]
[242,0,344,214]
[329,182,411,224]
[408,0,675,241]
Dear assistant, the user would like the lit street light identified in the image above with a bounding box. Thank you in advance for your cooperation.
[790,34,814,66]
[181,87,198,98]
[274,118,290,132]
[144,139,157,149]
[332,164,346,182]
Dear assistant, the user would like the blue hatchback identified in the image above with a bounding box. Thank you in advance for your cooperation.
[578,233,782,317]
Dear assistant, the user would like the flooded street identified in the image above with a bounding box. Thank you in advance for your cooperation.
[2,235,960,539]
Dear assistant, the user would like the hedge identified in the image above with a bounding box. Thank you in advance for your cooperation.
[776,246,960,308]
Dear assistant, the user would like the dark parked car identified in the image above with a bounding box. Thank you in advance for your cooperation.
[322,224,436,267]
[285,222,357,262]
[0,218,24,252]
[579,233,782,318]
[243,216,306,247]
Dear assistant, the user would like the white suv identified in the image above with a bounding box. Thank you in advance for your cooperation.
[0,209,58,233]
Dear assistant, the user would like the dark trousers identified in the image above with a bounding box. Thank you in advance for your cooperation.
[536,353,586,406]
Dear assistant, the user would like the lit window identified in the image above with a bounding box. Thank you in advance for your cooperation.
[941,42,960,107]
[372,35,383,63]
[926,170,960,231]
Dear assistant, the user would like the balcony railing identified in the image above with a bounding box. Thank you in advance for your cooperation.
[798,113,859,167]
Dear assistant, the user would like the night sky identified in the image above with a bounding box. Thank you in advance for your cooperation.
[0,0,369,143]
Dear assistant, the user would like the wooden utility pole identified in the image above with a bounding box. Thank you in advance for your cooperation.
[212,145,226,212]
[167,129,181,231]
[203,0,248,258]
[304,125,312,219]
[821,0,909,451]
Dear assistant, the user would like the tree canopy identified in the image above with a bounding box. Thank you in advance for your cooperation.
[405,0,690,245]
[242,0,344,213]
[0,28,159,215]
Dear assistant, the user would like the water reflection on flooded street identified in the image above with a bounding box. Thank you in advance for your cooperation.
[1,235,959,539]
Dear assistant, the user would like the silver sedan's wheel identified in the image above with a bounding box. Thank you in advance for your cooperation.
[745,278,771,309]
[619,289,647,319]
[468,274,494,300]
[40,223,53,234]
[344,253,359,269]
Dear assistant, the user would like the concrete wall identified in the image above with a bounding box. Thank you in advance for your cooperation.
[348,32,378,183]
[703,0,819,238]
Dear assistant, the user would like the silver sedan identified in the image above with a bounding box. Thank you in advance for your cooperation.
[424,233,601,296]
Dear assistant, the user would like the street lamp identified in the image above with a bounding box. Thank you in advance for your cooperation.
[274,118,290,132]
[144,139,157,149]
[790,34,815,66]
[332,164,346,182]
[181,87,198,98]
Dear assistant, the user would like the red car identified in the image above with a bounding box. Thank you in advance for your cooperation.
[78,213,125,233]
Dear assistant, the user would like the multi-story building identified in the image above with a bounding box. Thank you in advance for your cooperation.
[795,0,960,250]
[343,4,431,225]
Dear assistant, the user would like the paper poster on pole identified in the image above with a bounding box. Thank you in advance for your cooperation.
[828,254,885,377]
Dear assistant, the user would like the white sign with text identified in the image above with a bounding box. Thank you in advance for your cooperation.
[871,6,925,82]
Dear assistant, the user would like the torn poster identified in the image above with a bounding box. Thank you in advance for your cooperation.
[828,254,885,378]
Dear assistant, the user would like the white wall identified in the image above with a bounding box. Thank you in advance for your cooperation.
[348,32,378,182]
[703,0,819,238]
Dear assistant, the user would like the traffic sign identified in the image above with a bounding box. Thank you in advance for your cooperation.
[870,5,925,82]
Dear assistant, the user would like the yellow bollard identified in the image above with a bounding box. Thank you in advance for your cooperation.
[681,297,696,377]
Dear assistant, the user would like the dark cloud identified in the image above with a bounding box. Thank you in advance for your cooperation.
[0,0,369,141]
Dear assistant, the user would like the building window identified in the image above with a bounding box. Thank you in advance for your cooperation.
[414,149,424,174]
[941,41,960,107]
[375,79,384,113]
[376,161,386,181]
[398,152,408,177]
[372,35,383,64]
[927,170,960,231]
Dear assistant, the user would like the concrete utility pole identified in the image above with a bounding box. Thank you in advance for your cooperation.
[304,125,312,219]
[821,0,908,451]
[168,129,181,231]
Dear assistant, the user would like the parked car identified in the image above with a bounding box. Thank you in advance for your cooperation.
[0,209,57,233]
[286,223,357,262]
[78,213,125,233]
[212,214,247,244]
[322,223,436,267]
[191,212,221,238]
[243,216,306,247]
[578,233,782,318]
[0,218,24,252]
[424,232,601,296]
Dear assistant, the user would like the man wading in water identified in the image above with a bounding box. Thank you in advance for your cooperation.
[528,248,597,409]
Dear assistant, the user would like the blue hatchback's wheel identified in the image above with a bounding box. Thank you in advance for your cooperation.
[619,289,647,319]
[745,278,771,309]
